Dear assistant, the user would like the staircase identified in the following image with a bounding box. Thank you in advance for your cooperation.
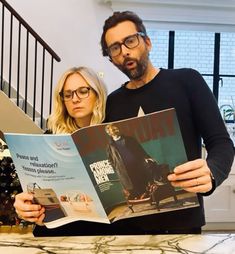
[0,0,61,129]
[1,78,42,126]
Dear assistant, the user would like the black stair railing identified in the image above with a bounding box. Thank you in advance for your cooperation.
[0,0,61,129]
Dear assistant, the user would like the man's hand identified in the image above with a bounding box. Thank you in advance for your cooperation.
[167,159,213,193]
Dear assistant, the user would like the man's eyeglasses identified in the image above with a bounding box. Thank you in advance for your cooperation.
[106,32,146,57]
[59,87,91,101]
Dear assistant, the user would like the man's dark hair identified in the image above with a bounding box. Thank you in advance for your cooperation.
[100,11,147,57]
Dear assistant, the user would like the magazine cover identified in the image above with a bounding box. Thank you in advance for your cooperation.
[4,108,199,228]
[71,108,199,222]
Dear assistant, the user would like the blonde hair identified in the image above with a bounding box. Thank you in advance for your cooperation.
[47,66,107,134]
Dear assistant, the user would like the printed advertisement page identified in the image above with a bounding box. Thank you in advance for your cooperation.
[4,134,110,228]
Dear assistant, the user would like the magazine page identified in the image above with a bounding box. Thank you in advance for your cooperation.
[4,133,110,228]
[72,108,199,222]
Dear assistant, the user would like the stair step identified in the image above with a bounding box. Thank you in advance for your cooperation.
[32,117,42,128]
[10,98,25,110]
[2,81,46,130]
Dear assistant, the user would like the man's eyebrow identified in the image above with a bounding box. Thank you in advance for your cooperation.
[108,34,135,47]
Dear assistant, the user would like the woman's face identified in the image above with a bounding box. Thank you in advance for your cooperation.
[62,73,97,127]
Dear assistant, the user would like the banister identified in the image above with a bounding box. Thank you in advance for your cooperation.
[0,0,61,62]
[1,0,61,128]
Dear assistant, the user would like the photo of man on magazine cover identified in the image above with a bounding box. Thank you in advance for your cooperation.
[105,123,155,201]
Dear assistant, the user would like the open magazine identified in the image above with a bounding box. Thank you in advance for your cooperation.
[4,108,199,228]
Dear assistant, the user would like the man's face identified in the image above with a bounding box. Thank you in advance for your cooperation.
[105,21,151,80]
[106,125,120,138]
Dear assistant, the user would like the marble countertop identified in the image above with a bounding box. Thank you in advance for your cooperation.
[0,233,234,253]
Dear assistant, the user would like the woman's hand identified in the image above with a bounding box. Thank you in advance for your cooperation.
[14,192,45,225]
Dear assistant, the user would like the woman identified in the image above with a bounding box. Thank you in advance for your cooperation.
[13,66,111,235]
[47,66,106,133]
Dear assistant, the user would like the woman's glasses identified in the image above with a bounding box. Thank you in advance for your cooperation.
[60,87,91,101]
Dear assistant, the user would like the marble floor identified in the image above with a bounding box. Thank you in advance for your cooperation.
[0,230,234,254]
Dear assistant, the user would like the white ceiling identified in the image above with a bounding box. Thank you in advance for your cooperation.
[102,0,235,32]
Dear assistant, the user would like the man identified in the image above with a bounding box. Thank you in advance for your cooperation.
[105,123,154,200]
[100,11,234,233]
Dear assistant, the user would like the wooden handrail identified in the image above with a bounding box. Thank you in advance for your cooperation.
[0,0,61,62]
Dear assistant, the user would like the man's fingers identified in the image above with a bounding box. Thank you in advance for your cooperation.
[184,182,213,193]
[174,159,204,174]
[170,174,212,193]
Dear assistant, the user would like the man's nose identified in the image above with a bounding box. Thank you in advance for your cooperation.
[120,44,130,56]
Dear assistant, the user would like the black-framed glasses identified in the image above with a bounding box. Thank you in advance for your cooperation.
[59,87,91,101]
[106,32,146,57]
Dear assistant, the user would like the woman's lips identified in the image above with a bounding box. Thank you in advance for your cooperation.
[73,107,83,111]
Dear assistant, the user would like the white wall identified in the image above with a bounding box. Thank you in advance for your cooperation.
[7,0,127,94]
[6,0,235,97]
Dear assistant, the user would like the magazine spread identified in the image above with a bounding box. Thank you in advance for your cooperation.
[4,108,199,228]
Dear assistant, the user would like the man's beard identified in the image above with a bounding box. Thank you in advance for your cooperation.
[114,52,149,80]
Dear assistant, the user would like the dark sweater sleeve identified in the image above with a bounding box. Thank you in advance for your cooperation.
[185,69,234,190]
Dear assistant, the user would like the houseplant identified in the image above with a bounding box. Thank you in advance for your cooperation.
[220,97,235,123]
